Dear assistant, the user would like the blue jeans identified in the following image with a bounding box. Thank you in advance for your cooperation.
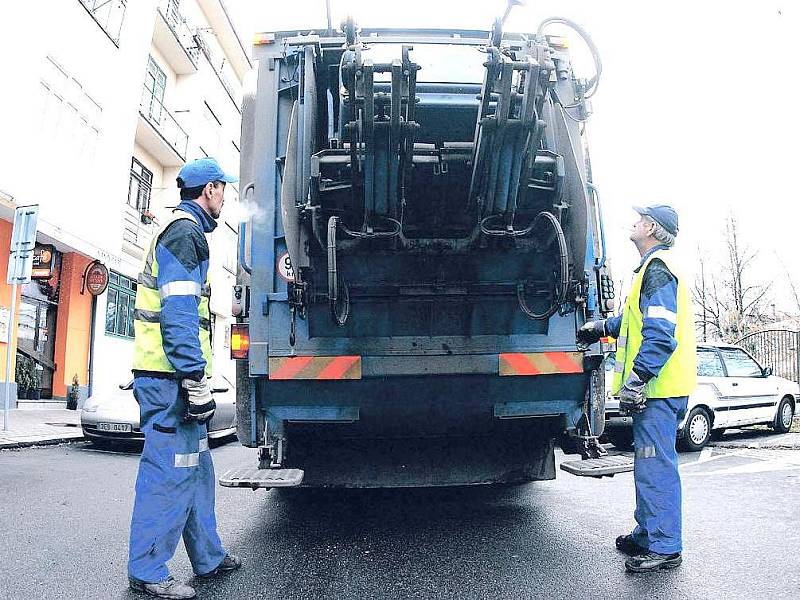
[128,376,226,583]
[630,396,688,555]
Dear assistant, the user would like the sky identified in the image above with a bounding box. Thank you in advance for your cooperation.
[227,0,800,314]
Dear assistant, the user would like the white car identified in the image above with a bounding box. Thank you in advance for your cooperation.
[604,343,798,451]
[81,376,237,444]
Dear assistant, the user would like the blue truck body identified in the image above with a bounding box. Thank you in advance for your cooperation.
[227,19,614,488]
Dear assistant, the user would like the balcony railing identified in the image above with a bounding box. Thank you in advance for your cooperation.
[139,86,188,160]
[194,31,239,109]
[157,0,200,66]
[122,206,157,258]
[79,0,127,45]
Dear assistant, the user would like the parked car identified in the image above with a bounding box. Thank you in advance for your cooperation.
[81,375,237,444]
[605,343,798,452]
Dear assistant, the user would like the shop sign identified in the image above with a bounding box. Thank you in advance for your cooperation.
[31,244,55,279]
[84,261,110,296]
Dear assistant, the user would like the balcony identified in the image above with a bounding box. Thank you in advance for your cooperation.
[136,87,188,167]
[153,0,199,75]
[122,206,157,260]
[194,31,240,110]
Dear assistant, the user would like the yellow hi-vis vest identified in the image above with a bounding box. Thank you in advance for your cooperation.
[612,249,697,398]
[131,210,213,378]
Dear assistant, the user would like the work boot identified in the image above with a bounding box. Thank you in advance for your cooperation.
[615,534,647,557]
[129,576,196,599]
[197,553,242,578]
[625,551,682,573]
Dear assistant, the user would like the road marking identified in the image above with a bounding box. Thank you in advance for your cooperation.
[682,448,800,476]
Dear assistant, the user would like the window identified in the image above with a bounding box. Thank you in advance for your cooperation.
[128,158,153,211]
[78,1,127,46]
[719,348,763,378]
[105,271,137,339]
[223,223,238,274]
[38,56,102,160]
[142,56,167,123]
[697,348,725,377]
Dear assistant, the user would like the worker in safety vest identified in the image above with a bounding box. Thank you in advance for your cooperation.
[578,204,697,573]
[128,158,240,599]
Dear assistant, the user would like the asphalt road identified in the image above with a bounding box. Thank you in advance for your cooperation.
[1,439,799,599]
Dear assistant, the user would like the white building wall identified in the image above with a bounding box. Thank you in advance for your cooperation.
[0,0,249,397]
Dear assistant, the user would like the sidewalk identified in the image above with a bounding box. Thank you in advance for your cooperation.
[0,408,84,449]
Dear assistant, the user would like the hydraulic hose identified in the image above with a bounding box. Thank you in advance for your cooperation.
[537,17,602,99]
[517,211,570,320]
[327,216,350,326]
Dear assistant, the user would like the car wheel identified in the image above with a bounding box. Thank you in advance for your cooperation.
[678,407,712,452]
[607,428,634,451]
[710,428,726,441]
[772,396,794,434]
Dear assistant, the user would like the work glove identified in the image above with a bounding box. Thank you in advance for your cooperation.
[181,378,216,423]
[619,371,647,415]
[577,320,607,345]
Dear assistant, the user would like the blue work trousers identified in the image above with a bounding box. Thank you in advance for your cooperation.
[630,396,688,555]
[128,376,226,583]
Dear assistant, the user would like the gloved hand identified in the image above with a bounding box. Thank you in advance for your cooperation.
[577,320,607,345]
[619,371,647,415]
[181,378,216,423]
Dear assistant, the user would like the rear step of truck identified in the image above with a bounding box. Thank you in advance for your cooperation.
[219,467,304,489]
[560,455,634,478]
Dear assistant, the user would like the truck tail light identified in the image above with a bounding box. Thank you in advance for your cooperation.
[230,324,250,360]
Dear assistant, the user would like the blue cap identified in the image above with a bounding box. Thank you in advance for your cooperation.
[176,158,238,189]
[633,204,679,236]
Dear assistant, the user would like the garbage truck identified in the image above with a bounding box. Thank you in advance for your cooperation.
[221,6,624,489]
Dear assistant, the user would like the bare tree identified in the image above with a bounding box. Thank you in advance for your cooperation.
[693,215,773,342]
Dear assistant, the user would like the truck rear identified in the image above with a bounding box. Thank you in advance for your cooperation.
[223,13,617,488]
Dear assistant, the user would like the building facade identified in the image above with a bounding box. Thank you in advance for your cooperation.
[0,0,249,405]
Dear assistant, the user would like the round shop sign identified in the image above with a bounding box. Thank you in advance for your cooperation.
[85,261,110,296]
[277,252,295,282]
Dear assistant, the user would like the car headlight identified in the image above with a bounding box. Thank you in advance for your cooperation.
[82,403,98,413]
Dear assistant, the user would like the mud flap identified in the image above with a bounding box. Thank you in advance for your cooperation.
[219,466,304,489]
[560,454,634,478]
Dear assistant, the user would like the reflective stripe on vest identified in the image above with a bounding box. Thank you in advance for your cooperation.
[131,210,213,377]
[612,249,697,398]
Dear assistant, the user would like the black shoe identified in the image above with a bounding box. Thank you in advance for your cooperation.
[197,553,242,579]
[615,534,647,557]
[625,551,682,573]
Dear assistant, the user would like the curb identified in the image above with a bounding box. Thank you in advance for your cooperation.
[0,435,85,450]
[709,443,800,451]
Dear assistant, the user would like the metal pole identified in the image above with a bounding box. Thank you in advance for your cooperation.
[4,282,18,431]
[325,0,333,35]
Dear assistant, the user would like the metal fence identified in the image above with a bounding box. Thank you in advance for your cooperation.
[737,329,800,385]
[158,0,201,64]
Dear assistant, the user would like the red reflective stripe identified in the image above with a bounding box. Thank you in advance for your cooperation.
[271,356,314,379]
[501,353,541,376]
[543,352,582,374]
[316,356,360,380]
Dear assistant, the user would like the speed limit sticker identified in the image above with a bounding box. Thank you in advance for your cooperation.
[277,252,295,282]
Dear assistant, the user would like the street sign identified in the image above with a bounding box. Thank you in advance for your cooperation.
[5,204,39,431]
[7,205,39,285]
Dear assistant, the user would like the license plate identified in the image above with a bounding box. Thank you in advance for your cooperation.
[97,422,132,433]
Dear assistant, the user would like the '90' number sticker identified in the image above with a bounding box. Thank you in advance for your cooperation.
[277,252,295,282]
